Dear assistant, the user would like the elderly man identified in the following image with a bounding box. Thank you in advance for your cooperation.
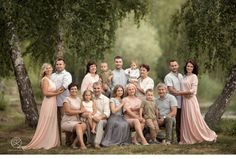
[155,83,177,145]
[92,81,110,148]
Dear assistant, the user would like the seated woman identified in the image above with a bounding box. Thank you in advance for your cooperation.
[101,85,131,147]
[61,83,87,150]
[123,83,149,145]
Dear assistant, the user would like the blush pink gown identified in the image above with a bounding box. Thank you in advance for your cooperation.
[180,74,217,144]
[22,77,60,150]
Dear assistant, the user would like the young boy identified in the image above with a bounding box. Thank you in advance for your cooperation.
[140,89,159,144]
[99,62,113,97]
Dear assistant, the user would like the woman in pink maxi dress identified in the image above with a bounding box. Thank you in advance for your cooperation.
[179,59,217,144]
[22,63,63,150]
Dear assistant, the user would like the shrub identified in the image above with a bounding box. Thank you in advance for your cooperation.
[0,92,8,111]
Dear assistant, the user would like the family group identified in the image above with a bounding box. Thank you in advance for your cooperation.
[21,56,217,150]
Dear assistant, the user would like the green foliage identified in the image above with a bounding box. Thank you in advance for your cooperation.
[149,0,186,80]
[0,0,149,84]
[170,0,236,75]
[217,119,236,136]
[0,92,8,111]
[198,74,223,101]
[105,14,161,83]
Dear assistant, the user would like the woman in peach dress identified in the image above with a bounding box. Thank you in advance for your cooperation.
[123,83,149,145]
[22,63,63,150]
[179,59,217,144]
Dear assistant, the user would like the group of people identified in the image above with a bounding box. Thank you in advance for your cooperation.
[21,56,217,151]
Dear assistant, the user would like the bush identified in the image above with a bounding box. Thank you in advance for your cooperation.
[0,92,8,111]
[217,119,236,136]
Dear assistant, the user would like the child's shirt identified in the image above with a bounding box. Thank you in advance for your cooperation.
[125,68,140,81]
[82,101,94,113]
[99,69,113,86]
[141,100,157,120]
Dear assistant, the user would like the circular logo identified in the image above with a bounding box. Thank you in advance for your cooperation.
[10,137,22,149]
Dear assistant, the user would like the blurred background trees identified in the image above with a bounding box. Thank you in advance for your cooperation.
[0,0,235,129]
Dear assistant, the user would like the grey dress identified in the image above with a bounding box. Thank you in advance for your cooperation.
[101,98,131,147]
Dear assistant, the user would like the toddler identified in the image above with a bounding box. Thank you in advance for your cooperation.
[125,61,140,84]
[99,62,113,97]
[81,90,98,134]
[140,89,159,143]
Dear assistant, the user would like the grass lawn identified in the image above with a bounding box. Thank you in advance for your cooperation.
[0,121,236,154]
[0,93,236,154]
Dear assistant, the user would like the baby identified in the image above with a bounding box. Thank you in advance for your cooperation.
[99,62,113,97]
[125,61,140,84]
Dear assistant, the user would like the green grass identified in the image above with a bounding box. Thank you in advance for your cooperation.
[1,119,236,154]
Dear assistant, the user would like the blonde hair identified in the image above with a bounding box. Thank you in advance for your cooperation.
[125,83,137,96]
[40,63,52,78]
[82,90,93,101]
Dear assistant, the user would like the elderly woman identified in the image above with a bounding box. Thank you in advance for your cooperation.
[80,61,100,95]
[135,64,154,100]
[123,83,149,145]
[61,83,87,150]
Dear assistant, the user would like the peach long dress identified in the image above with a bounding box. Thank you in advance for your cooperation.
[180,74,217,144]
[22,77,60,150]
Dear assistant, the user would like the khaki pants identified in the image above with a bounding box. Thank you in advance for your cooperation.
[146,119,159,140]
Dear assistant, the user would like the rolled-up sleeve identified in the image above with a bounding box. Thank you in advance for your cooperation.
[62,72,72,89]
[103,97,110,118]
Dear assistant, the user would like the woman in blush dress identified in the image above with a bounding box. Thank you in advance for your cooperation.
[101,85,131,147]
[123,83,149,145]
[61,83,87,150]
[80,61,100,95]
[22,63,63,150]
[179,59,217,144]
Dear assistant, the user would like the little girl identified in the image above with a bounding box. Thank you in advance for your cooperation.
[125,61,140,84]
[81,90,98,134]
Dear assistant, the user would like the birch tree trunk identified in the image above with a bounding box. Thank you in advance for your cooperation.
[205,64,236,130]
[6,19,39,127]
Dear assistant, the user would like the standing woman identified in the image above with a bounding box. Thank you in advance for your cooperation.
[101,85,131,147]
[22,63,63,150]
[80,61,100,95]
[135,64,154,100]
[179,59,217,144]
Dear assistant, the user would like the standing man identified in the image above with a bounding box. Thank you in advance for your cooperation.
[164,59,183,143]
[92,81,110,148]
[51,57,72,145]
[111,56,128,90]
[155,83,177,145]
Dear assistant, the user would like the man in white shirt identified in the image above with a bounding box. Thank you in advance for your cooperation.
[51,57,72,144]
[164,59,183,143]
[92,81,110,148]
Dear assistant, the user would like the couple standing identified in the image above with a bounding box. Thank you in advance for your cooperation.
[164,59,217,144]
[22,57,72,150]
